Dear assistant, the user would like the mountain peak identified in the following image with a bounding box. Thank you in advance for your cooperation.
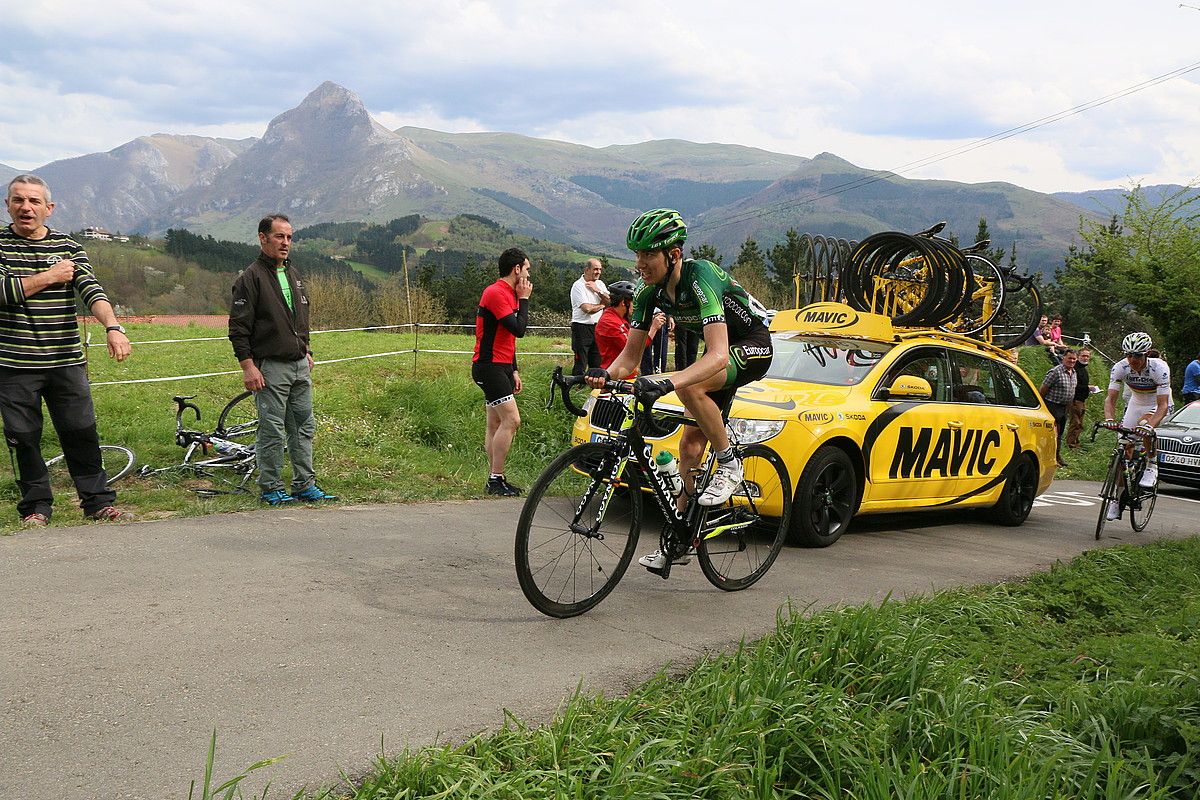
[262,81,391,150]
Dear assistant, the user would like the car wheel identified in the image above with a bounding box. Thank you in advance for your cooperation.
[991,453,1037,526]
[789,446,857,547]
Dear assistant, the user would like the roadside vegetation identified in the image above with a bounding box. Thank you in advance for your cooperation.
[194,537,1200,799]
[0,322,1126,533]
[0,322,579,532]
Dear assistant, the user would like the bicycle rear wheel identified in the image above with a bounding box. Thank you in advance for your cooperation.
[696,444,791,591]
[45,444,138,487]
[515,442,643,618]
[216,390,257,440]
[1129,459,1157,532]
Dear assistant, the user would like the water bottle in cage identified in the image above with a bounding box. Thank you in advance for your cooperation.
[654,450,683,497]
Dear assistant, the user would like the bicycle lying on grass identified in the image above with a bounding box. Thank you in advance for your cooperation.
[44,444,138,486]
[136,392,259,495]
[514,367,792,618]
[1092,420,1158,540]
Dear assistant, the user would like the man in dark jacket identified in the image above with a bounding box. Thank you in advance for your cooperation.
[229,214,336,506]
[1065,346,1097,449]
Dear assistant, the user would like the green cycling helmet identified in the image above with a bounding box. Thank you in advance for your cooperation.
[626,208,687,252]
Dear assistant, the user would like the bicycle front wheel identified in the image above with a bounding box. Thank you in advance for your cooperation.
[216,390,257,440]
[45,444,138,486]
[515,442,642,618]
[697,444,792,591]
[1095,451,1122,540]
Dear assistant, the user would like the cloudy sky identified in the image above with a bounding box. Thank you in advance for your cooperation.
[3,0,1199,194]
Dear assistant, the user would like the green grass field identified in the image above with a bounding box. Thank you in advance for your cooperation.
[0,321,578,531]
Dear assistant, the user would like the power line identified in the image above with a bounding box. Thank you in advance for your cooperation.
[697,58,1200,234]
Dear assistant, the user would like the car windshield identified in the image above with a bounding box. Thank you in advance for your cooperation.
[1167,402,1200,426]
[765,334,891,386]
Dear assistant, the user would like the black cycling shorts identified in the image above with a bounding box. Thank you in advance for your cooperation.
[708,324,773,412]
[472,362,516,407]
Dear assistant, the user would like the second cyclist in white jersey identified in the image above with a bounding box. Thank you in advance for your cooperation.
[1102,332,1171,519]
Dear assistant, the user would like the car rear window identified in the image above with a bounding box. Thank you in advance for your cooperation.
[766,334,891,386]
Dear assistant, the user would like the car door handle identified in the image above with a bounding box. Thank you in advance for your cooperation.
[947,420,964,429]
[1004,422,1019,431]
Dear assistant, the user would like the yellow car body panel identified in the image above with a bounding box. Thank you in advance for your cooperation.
[571,303,1057,529]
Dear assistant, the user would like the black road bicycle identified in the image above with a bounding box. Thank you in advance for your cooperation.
[136,392,258,494]
[1092,420,1158,540]
[514,368,793,618]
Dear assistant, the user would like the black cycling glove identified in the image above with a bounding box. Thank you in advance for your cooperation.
[584,367,610,381]
[633,375,675,405]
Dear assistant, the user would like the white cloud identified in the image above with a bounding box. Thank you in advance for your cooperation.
[3,0,1200,193]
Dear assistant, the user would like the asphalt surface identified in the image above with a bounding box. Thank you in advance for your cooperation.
[2,479,1199,800]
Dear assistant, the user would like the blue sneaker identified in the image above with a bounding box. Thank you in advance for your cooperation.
[261,489,296,506]
[292,485,338,502]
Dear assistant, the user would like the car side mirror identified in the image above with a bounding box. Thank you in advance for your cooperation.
[884,376,933,400]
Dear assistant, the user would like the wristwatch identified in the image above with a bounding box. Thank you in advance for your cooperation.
[106,325,126,335]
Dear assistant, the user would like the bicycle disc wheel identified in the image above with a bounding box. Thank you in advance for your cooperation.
[1129,482,1157,532]
[515,442,643,618]
[696,444,791,592]
[216,390,257,440]
[45,444,138,487]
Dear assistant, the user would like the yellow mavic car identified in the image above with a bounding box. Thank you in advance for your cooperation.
[571,302,1057,547]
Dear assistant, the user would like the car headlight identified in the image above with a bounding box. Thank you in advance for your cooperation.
[727,418,785,444]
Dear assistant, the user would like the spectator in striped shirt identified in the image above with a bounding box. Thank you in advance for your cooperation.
[0,175,133,527]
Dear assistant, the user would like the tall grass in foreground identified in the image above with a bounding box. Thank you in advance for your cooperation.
[202,539,1199,799]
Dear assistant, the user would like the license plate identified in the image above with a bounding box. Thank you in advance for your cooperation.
[1160,452,1200,467]
[590,432,616,444]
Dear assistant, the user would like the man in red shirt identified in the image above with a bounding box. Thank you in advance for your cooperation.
[595,280,665,373]
[472,247,533,496]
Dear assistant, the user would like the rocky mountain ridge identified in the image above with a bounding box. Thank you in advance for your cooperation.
[4,80,1158,276]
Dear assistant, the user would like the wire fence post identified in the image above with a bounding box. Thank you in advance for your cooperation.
[402,249,419,377]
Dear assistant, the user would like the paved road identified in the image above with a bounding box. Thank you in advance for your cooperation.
[2,480,1198,799]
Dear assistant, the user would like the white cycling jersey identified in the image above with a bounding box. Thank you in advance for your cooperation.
[1109,357,1171,428]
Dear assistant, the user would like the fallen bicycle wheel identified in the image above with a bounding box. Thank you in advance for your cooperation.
[45,444,137,488]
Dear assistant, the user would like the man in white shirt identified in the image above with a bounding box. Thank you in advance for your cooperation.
[569,258,609,375]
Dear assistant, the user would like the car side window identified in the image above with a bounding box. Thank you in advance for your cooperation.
[879,348,952,402]
[949,350,1001,404]
[996,362,1042,408]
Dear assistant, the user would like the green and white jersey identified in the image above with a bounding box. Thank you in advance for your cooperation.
[630,258,769,341]
[0,226,109,369]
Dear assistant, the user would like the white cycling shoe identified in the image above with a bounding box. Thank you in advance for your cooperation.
[639,547,696,570]
[1105,501,1120,521]
[1139,465,1158,489]
[697,458,744,506]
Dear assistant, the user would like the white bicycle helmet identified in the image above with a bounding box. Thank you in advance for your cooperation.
[1121,331,1153,355]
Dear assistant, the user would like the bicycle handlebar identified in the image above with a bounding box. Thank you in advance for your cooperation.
[1090,419,1157,443]
[547,365,638,418]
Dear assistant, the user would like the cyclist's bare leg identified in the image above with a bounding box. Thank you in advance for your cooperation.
[675,370,732,510]
[485,399,521,475]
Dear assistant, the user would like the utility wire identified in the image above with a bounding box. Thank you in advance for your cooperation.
[697,58,1200,234]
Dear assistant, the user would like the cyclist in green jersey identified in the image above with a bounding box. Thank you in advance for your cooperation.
[585,209,773,570]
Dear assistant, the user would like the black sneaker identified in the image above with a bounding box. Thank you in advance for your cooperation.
[486,477,522,496]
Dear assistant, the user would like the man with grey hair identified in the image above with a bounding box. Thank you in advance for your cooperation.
[569,258,609,376]
[0,174,133,526]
